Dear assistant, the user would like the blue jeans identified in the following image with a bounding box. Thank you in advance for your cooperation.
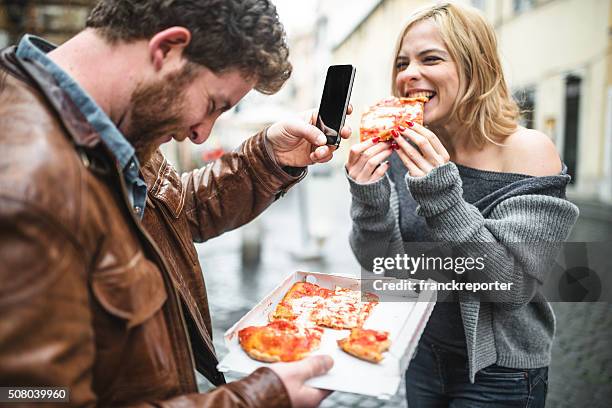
[406,341,548,408]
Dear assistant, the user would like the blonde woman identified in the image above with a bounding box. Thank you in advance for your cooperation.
[346,3,579,407]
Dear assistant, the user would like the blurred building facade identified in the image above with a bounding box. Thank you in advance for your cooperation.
[3,0,610,204]
[0,0,95,46]
[332,0,612,205]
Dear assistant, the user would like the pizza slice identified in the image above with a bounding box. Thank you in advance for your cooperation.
[271,282,380,330]
[238,319,323,362]
[337,328,391,363]
[315,288,379,330]
[270,282,378,329]
[282,281,334,300]
[360,96,428,142]
[269,281,332,322]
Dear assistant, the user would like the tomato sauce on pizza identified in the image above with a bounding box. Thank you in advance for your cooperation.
[239,281,390,363]
[238,319,323,363]
[360,96,428,142]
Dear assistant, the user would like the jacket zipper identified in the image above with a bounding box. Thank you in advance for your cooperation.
[174,285,199,391]
[157,202,222,382]
[113,164,198,392]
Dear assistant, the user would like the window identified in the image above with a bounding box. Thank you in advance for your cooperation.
[0,31,8,48]
[513,0,535,14]
[563,75,581,182]
[32,5,90,34]
[514,87,535,129]
[471,0,486,11]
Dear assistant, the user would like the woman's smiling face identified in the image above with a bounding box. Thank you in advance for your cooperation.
[394,19,460,127]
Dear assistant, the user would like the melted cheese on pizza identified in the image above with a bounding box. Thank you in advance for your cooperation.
[360,97,427,142]
[242,281,388,364]
[271,283,378,329]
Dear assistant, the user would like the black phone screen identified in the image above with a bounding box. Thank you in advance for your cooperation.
[317,65,355,146]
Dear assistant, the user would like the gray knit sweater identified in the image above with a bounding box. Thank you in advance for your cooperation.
[347,161,579,382]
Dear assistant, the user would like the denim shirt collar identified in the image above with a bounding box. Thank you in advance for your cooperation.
[15,34,147,219]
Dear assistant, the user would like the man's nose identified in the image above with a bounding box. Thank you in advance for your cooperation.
[190,123,212,144]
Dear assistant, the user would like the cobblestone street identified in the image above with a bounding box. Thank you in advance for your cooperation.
[195,170,612,408]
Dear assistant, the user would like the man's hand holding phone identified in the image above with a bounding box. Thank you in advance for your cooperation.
[266,105,353,167]
[266,65,355,168]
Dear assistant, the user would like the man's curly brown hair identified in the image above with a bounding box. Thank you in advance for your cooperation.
[86,0,291,94]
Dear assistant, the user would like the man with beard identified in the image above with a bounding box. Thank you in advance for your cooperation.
[0,1,350,407]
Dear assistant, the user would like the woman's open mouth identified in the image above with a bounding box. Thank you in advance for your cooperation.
[406,90,436,103]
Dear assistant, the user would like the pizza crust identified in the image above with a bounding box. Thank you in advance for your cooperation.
[338,339,380,363]
[245,348,282,363]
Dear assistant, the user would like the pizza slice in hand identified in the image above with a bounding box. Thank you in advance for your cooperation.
[337,328,391,363]
[360,96,428,142]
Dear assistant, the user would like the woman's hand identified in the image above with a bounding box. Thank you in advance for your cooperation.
[346,137,393,183]
[392,122,450,177]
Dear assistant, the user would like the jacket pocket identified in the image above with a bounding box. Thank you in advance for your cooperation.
[91,251,178,403]
[92,251,167,329]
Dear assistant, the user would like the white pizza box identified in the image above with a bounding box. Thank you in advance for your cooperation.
[217,271,436,399]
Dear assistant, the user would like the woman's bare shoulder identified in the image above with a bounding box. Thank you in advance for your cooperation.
[500,127,562,176]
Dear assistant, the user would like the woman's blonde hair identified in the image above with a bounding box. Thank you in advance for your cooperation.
[391,2,519,147]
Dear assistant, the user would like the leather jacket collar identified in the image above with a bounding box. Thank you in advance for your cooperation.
[0,46,102,150]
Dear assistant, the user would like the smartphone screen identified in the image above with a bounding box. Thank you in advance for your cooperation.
[316,65,355,147]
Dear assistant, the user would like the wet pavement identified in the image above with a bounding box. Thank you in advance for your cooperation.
[194,169,612,408]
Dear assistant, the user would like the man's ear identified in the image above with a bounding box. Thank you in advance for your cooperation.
[148,27,191,72]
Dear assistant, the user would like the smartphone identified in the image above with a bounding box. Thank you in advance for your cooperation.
[316,65,356,147]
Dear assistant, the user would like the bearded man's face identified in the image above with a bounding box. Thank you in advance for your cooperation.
[123,63,256,165]
[125,64,196,164]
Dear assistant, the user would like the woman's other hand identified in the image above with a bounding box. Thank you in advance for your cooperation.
[392,121,450,177]
[346,138,393,183]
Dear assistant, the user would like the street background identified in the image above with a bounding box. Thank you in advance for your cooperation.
[1,0,611,407]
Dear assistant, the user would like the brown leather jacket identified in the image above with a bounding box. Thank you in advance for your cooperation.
[0,46,302,407]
